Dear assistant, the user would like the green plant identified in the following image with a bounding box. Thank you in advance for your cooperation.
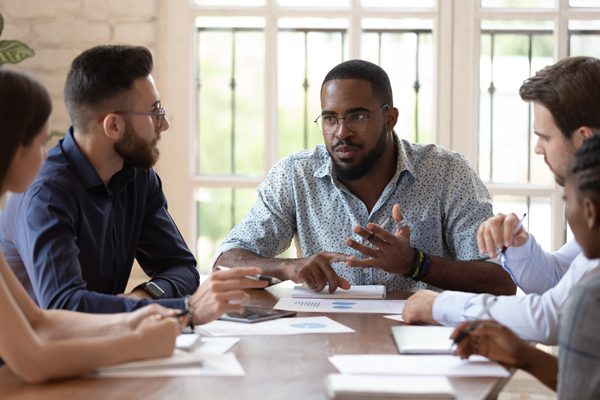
[0,14,35,66]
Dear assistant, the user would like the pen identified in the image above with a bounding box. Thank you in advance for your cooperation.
[215,265,282,285]
[500,213,527,254]
[450,297,497,349]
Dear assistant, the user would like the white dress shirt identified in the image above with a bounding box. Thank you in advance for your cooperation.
[432,235,599,344]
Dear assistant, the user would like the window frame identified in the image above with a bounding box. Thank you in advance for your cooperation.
[156,0,600,267]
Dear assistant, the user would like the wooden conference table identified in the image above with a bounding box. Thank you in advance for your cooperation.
[0,286,510,400]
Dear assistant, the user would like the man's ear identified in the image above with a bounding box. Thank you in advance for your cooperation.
[101,113,125,142]
[573,126,596,148]
[385,106,399,133]
[582,196,600,231]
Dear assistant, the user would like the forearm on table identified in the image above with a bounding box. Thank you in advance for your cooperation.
[32,310,129,341]
[6,332,150,383]
[215,248,297,280]
[421,257,516,295]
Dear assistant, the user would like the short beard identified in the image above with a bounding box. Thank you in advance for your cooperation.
[330,124,388,181]
[114,119,159,169]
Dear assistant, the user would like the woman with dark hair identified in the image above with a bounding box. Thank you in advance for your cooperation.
[451,132,600,399]
[0,69,181,383]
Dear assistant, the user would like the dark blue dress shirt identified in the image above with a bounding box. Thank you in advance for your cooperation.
[0,129,199,312]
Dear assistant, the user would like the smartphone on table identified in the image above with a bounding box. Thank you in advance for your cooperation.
[220,306,296,323]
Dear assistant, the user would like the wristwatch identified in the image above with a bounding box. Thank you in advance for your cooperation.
[141,281,165,299]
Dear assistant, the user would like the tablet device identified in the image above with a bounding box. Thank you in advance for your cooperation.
[220,306,296,323]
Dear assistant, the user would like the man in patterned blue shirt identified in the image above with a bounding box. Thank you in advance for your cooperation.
[215,60,515,294]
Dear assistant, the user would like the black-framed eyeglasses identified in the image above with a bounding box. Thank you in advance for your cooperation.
[314,104,389,136]
[114,106,166,129]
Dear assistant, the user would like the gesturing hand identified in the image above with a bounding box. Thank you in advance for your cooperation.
[345,204,415,275]
[189,267,269,324]
[286,252,352,293]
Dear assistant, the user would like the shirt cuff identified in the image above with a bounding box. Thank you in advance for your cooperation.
[432,291,475,326]
[504,234,534,261]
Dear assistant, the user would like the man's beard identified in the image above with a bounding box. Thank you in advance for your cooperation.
[114,120,159,169]
[329,124,388,181]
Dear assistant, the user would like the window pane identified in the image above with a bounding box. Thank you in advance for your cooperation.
[362,19,434,144]
[195,188,257,273]
[491,195,551,251]
[361,0,435,8]
[569,20,600,57]
[196,24,265,176]
[278,20,347,158]
[481,0,554,8]
[569,0,600,6]
[479,21,554,184]
[193,0,265,5]
[277,0,349,6]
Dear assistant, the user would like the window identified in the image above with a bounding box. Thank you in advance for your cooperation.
[158,0,600,272]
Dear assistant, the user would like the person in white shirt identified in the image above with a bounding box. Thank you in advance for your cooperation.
[402,55,600,345]
[451,131,600,399]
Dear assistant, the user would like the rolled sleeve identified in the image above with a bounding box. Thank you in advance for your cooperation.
[217,158,297,258]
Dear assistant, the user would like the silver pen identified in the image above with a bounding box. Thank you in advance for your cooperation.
[215,265,282,285]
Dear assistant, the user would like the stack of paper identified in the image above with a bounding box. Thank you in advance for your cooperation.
[326,374,456,399]
[329,354,510,377]
[391,326,455,354]
[292,284,386,299]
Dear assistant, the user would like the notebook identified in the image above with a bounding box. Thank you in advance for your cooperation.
[292,284,386,299]
[325,374,455,399]
[391,326,455,354]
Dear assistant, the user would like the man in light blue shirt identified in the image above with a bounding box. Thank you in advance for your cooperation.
[215,60,515,295]
[403,56,600,344]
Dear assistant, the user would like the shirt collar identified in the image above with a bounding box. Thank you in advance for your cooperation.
[314,134,417,182]
[60,128,136,195]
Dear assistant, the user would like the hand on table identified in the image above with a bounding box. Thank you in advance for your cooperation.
[189,267,269,324]
[450,320,530,369]
[284,252,352,293]
[402,289,438,324]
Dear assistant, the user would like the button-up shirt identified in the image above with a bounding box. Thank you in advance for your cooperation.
[0,129,198,312]
[217,137,492,292]
[433,235,599,344]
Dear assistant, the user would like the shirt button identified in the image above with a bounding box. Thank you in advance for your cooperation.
[362,268,369,274]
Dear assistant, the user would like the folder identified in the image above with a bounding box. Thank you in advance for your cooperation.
[292,284,386,299]
[325,374,455,399]
[391,326,455,354]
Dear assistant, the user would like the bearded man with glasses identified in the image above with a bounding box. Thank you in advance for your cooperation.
[215,59,515,296]
[0,45,268,322]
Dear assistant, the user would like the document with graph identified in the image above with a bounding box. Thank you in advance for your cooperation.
[274,297,405,314]
[291,284,386,299]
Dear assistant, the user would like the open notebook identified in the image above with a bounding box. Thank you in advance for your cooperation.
[292,284,386,299]
[326,374,455,399]
[391,326,455,354]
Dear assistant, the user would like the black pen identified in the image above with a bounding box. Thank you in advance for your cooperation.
[215,265,282,285]
[450,297,497,349]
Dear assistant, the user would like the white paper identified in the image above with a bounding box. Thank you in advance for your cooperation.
[176,334,202,351]
[176,334,239,354]
[326,374,456,399]
[274,297,405,314]
[196,316,354,336]
[93,353,244,378]
[391,326,455,354]
[292,284,386,299]
[329,355,510,377]
[383,314,404,322]
[196,337,240,355]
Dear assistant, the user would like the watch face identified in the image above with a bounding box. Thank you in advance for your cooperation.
[144,282,165,299]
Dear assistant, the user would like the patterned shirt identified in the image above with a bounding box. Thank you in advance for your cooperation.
[558,265,600,399]
[217,137,492,291]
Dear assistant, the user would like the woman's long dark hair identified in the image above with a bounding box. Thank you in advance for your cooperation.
[0,69,52,191]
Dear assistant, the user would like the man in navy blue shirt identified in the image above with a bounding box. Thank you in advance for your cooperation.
[0,45,267,323]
